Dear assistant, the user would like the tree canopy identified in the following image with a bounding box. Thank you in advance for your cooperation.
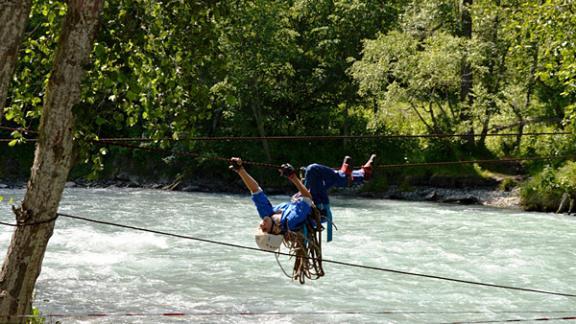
[1,0,575,201]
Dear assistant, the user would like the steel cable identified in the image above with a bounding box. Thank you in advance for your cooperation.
[45,212,576,298]
[0,131,572,143]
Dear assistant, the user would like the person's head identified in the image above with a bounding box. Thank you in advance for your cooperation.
[259,211,282,235]
[259,216,273,233]
[255,212,284,251]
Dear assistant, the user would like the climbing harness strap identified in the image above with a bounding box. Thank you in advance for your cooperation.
[317,203,334,242]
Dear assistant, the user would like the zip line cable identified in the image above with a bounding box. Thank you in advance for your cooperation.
[100,140,566,170]
[374,156,557,169]
[0,131,572,143]
[0,136,568,170]
[0,126,37,134]
[0,138,37,142]
[28,212,573,299]
[0,130,571,169]
[0,216,58,227]
[2,210,576,320]
[101,141,282,169]
[1,127,575,296]
[93,132,573,142]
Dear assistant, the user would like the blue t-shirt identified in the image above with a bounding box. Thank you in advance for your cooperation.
[251,191,312,232]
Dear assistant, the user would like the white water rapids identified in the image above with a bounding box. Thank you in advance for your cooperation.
[1,188,575,323]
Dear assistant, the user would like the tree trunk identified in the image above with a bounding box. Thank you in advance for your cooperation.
[512,43,538,152]
[478,5,503,148]
[459,0,473,104]
[0,0,33,124]
[342,103,349,148]
[249,83,272,161]
[459,0,474,147]
[0,0,103,322]
[250,101,272,161]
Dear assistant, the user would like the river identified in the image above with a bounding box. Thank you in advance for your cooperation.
[0,188,575,323]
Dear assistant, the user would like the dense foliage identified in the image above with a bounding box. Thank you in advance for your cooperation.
[1,0,575,210]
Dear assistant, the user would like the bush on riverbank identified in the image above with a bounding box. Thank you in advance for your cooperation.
[520,161,576,212]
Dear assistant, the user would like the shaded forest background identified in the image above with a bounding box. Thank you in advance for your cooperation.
[1,0,576,211]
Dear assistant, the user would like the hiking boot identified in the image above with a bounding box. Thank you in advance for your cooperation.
[362,154,376,180]
[340,156,353,185]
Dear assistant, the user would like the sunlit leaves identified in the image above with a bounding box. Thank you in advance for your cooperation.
[350,30,462,133]
[5,0,67,129]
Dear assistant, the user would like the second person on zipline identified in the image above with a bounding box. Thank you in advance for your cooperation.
[229,155,376,251]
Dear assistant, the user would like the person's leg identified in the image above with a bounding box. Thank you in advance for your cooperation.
[339,156,353,186]
[304,163,352,243]
[304,163,342,205]
[361,154,376,180]
[351,154,377,185]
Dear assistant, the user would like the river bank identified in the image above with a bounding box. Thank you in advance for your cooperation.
[0,177,522,210]
[356,185,521,209]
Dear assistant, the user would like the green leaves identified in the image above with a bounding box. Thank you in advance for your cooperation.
[351,29,463,133]
[3,0,573,184]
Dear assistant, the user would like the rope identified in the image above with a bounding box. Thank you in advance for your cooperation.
[0,134,560,169]
[0,216,58,227]
[102,140,569,171]
[0,133,570,171]
[0,131,572,144]
[0,138,37,143]
[375,156,557,169]
[100,141,281,169]
[280,207,325,283]
[0,126,36,134]
[88,132,575,141]
[50,212,576,298]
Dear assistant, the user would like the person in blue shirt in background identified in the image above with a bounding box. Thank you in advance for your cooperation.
[229,154,376,251]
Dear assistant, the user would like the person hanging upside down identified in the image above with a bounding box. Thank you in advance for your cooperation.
[229,154,376,250]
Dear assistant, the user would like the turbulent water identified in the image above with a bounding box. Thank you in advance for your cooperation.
[0,188,575,323]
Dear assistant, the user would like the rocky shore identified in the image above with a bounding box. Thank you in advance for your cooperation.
[356,185,521,209]
[0,177,521,210]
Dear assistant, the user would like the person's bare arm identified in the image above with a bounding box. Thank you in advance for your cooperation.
[288,174,312,200]
[280,164,312,200]
[230,157,261,194]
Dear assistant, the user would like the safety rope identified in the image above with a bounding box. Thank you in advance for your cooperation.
[0,138,37,142]
[100,140,568,171]
[99,141,281,169]
[0,135,563,169]
[0,126,36,134]
[11,212,567,298]
[0,215,58,227]
[91,131,572,142]
[0,132,570,171]
[0,131,572,143]
[280,207,325,284]
[375,156,556,169]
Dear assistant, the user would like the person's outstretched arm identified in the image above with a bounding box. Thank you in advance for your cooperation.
[280,164,313,200]
[230,157,260,194]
